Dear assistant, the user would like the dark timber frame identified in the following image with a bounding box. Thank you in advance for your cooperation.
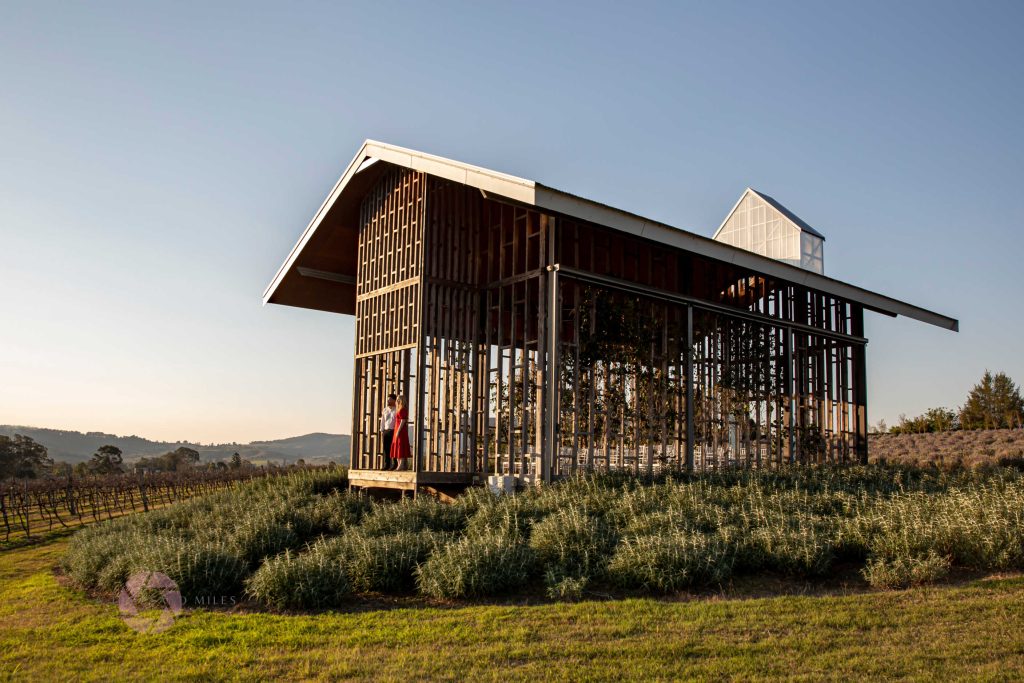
[265,141,956,496]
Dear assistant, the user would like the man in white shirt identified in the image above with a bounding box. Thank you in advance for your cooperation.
[380,393,397,470]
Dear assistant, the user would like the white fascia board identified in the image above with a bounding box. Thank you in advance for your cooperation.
[365,141,537,205]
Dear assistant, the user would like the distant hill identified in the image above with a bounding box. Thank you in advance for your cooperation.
[0,425,350,466]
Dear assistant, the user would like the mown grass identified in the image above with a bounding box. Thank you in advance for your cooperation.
[1,538,1023,681]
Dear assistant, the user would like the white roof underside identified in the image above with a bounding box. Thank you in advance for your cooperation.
[264,140,958,332]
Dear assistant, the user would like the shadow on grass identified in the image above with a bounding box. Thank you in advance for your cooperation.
[1,527,81,552]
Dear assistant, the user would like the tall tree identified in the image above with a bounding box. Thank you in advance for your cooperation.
[89,445,124,475]
[165,446,201,471]
[960,371,1024,430]
[0,434,53,478]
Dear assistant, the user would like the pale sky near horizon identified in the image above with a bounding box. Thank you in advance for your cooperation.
[2,1,1022,444]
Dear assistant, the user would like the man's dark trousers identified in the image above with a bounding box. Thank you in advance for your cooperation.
[382,429,395,469]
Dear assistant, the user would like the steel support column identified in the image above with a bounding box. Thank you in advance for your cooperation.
[786,326,796,463]
[544,266,560,483]
[684,305,694,471]
[852,305,869,464]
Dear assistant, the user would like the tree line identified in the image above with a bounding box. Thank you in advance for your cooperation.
[881,370,1024,435]
[0,437,259,481]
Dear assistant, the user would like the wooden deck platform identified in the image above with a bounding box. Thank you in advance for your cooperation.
[347,469,480,497]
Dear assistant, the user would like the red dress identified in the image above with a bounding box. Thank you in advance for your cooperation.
[389,407,411,461]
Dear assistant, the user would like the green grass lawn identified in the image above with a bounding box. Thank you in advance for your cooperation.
[2,538,1023,681]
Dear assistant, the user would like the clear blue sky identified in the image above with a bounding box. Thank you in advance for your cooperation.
[1,1,1021,443]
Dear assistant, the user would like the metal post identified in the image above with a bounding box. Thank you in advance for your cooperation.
[786,326,796,463]
[412,172,429,476]
[685,305,695,471]
[414,344,425,474]
[544,265,560,484]
[851,306,869,464]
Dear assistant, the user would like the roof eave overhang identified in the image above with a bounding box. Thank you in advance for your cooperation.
[262,142,372,308]
[264,141,959,333]
[262,140,539,314]
[531,184,957,332]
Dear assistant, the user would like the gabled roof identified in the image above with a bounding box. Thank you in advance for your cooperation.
[754,189,826,240]
[713,188,826,241]
[264,140,958,332]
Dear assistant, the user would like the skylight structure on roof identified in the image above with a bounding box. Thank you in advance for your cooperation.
[714,188,825,274]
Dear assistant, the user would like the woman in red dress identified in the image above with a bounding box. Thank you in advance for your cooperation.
[389,395,411,470]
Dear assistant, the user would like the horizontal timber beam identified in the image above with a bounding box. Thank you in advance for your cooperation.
[296,267,357,285]
[356,276,420,303]
[551,264,868,346]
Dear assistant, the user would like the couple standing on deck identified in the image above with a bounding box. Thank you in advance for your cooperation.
[380,393,410,471]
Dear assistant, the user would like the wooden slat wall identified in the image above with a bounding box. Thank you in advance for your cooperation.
[548,287,860,473]
[349,168,868,476]
[418,178,486,474]
[354,167,425,357]
[416,179,550,478]
[351,167,426,471]
[352,350,415,470]
[548,216,862,471]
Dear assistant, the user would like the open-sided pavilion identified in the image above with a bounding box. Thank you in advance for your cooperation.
[265,141,957,495]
